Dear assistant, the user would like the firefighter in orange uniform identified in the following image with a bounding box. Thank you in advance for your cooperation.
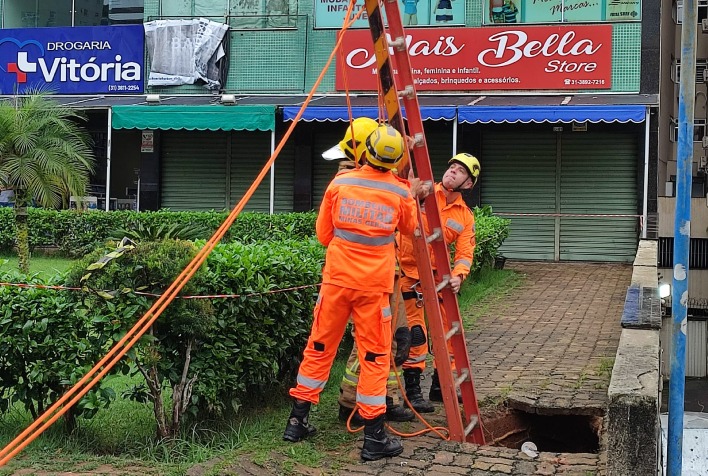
[321,118,415,426]
[398,153,480,413]
[284,123,427,461]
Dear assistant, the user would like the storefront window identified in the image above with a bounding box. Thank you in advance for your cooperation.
[3,0,74,28]
[162,0,226,17]
[2,0,144,28]
[482,0,641,24]
[313,0,462,29]
[230,0,298,28]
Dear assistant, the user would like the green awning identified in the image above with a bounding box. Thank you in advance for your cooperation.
[111,105,276,131]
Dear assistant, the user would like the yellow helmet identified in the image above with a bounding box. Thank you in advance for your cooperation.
[322,117,379,163]
[449,153,481,185]
[365,124,405,170]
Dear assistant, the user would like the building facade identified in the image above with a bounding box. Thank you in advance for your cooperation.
[657,0,708,366]
[0,0,659,262]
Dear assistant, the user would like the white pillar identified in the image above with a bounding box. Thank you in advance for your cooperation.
[105,108,112,211]
[269,129,275,215]
[642,107,650,239]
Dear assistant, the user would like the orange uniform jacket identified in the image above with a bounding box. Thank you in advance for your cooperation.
[397,183,475,280]
[317,165,418,293]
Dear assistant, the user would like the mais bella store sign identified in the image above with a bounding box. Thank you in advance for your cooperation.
[336,24,613,91]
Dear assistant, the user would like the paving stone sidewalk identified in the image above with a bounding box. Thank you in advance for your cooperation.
[350,260,632,476]
[226,260,633,475]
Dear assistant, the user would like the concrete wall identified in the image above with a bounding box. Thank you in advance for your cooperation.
[607,240,662,476]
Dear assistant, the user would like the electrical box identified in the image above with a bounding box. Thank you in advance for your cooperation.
[665,181,676,197]
[702,18,708,33]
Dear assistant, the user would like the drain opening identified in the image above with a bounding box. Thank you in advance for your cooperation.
[482,407,601,453]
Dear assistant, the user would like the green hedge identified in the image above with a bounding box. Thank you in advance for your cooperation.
[0,208,318,257]
[0,208,509,269]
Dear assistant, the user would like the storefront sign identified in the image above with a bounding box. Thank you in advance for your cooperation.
[314,0,465,28]
[336,25,613,91]
[0,25,144,95]
[141,130,154,153]
[483,0,640,24]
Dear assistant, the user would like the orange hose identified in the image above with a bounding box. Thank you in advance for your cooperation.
[0,6,365,467]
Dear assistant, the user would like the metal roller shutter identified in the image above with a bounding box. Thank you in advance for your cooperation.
[161,130,228,211]
[228,130,274,212]
[560,132,638,261]
[312,125,343,210]
[273,137,296,213]
[481,129,557,260]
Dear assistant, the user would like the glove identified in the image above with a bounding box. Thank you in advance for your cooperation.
[393,326,412,367]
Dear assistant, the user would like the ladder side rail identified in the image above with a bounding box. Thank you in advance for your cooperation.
[380,0,485,445]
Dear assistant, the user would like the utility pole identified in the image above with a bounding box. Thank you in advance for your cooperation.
[667,0,697,473]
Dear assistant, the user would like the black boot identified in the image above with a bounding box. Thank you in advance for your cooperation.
[338,404,364,427]
[283,401,316,442]
[361,415,404,461]
[429,369,462,403]
[385,396,415,422]
[403,368,435,413]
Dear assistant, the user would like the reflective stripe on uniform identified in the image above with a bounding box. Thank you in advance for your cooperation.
[297,373,327,391]
[333,176,411,199]
[454,259,472,268]
[342,366,360,387]
[382,306,391,318]
[405,354,427,364]
[334,228,395,246]
[446,218,464,233]
[356,392,387,406]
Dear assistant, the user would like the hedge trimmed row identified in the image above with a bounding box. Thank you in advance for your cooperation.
[0,208,318,257]
[0,208,509,272]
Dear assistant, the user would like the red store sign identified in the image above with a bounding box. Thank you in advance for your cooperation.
[336,25,612,91]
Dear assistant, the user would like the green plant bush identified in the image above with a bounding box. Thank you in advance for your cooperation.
[61,238,324,434]
[472,205,511,273]
[0,267,116,430]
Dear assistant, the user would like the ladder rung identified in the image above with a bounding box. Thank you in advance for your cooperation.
[412,132,425,147]
[426,228,442,243]
[454,368,470,389]
[435,275,450,293]
[398,85,414,98]
[388,36,406,50]
[464,415,479,437]
[444,321,461,341]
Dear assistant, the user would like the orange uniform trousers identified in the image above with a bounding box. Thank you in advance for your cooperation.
[399,274,455,372]
[290,283,393,420]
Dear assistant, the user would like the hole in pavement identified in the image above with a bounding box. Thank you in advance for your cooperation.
[482,407,601,453]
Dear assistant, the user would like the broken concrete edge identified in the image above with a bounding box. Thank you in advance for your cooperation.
[606,240,661,476]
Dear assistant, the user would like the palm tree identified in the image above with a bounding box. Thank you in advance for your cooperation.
[0,93,95,273]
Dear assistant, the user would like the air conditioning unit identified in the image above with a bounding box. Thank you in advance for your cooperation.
[671,63,680,83]
[700,155,708,170]
[702,18,708,33]
[702,136,708,148]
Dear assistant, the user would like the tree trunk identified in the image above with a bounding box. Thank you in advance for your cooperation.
[171,339,197,436]
[15,207,30,273]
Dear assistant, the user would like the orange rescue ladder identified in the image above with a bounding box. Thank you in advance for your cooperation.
[362,0,485,444]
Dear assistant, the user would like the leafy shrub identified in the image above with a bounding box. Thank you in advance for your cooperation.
[0,266,116,430]
[65,239,216,438]
[472,205,511,273]
[63,237,325,433]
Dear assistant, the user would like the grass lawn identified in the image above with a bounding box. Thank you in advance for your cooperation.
[0,266,524,475]
[0,254,76,278]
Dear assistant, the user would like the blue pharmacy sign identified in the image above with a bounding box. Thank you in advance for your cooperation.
[0,25,144,95]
